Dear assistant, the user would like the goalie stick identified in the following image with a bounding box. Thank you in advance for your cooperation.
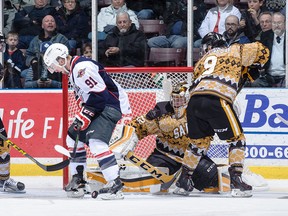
[0,133,70,172]
[276,113,288,126]
[54,145,178,190]
[125,151,178,189]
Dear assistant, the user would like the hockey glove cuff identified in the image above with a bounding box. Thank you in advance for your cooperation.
[73,105,96,131]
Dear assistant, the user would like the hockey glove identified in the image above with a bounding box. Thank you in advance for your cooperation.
[73,105,96,131]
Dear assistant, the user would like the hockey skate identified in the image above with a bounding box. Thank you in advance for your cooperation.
[65,174,88,198]
[229,167,252,198]
[95,176,124,200]
[175,166,194,194]
[0,178,25,193]
[173,186,191,196]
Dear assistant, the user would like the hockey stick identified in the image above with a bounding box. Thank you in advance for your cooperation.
[71,125,81,158]
[125,150,177,187]
[276,113,288,126]
[54,145,178,189]
[0,133,70,172]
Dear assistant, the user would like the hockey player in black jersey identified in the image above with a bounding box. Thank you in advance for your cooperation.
[178,32,270,197]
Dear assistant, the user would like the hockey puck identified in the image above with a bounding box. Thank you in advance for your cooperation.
[91,190,99,199]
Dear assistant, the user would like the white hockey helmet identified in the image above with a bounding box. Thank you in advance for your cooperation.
[43,43,69,74]
[170,82,190,119]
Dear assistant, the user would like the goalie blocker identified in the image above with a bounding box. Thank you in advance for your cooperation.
[87,125,231,193]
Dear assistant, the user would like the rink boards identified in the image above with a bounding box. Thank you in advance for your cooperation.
[0,88,287,178]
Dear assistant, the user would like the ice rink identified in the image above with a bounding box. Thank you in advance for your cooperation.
[0,177,288,216]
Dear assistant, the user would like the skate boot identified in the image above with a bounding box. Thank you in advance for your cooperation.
[174,166,194,195]
[65,165,88,198]
[0,178,25,193]
[65,174,87,198]
[229,166,252,197]
[98,176,124,200]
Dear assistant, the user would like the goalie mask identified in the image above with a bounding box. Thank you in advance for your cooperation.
[0,32,5,52]
[171,82,190,119]
[43,43,69,74]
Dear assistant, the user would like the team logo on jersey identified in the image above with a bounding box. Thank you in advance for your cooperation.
[77,68,86,78]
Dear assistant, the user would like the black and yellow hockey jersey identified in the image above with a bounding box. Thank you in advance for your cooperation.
[128,101,190,163]
[191,42,270,103]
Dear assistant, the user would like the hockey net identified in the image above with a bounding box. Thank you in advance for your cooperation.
[63,67,268,190]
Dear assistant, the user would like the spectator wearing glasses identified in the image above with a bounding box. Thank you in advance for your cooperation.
[248,12,286,87]
[223,15,250,46]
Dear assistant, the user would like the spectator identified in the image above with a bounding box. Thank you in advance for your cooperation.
[255,11,272,40]
[89,0,139,41]
[55,0,90,54]
[23,15,70,88]
[147,0,188,48]
[223,15,250,46]
[3,32,27,88]
[3,1,18,37]
[82,42,92,58]
[248,12,286,87]
[12,0,57,49]
[239,0,267,42]
[197,0,241,42]
[126,0,165,20]
[98,11,147,67]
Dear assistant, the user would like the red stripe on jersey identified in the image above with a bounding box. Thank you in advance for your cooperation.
[68,147,86,152]
[95,150,113,159]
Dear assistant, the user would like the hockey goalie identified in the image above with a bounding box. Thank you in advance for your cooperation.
[87,82,232,195]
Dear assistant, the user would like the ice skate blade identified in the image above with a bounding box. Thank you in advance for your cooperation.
[231,189,252,198]
[66,188,85,198]
[173,187,191,196]
[98,191,125,200]
[0,188,26,194]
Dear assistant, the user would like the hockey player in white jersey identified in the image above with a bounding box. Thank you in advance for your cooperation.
[43,43,131,200]
[0,32,25,193]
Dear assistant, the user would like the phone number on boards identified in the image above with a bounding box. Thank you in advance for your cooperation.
[245,145,288,159]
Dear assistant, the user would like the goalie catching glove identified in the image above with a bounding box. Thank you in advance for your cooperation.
[73,105,96,131]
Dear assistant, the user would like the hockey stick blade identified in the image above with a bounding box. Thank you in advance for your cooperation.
[54,145,71,158]
[276,113,288,126]
[0,133,70,172]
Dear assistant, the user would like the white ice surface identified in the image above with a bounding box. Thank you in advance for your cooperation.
[1,176,288,216]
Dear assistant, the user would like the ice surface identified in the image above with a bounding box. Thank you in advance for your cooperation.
[1,176,288,216]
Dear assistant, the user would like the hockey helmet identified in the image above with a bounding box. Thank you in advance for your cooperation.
[201,32,227,53]
[0,32,6,52]
[43,43,69,74]
[170,82,190,119]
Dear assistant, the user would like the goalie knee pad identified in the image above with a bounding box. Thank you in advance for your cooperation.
[192,155,218,191]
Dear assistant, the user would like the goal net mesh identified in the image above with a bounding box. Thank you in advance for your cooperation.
[65,67,267,190]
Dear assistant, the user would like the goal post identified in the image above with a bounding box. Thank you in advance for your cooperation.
[62,66,268,190]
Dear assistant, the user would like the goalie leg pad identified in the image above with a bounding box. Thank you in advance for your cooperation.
[109,125,138,159]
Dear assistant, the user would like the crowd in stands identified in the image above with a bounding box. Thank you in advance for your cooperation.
[0,0,286,89]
